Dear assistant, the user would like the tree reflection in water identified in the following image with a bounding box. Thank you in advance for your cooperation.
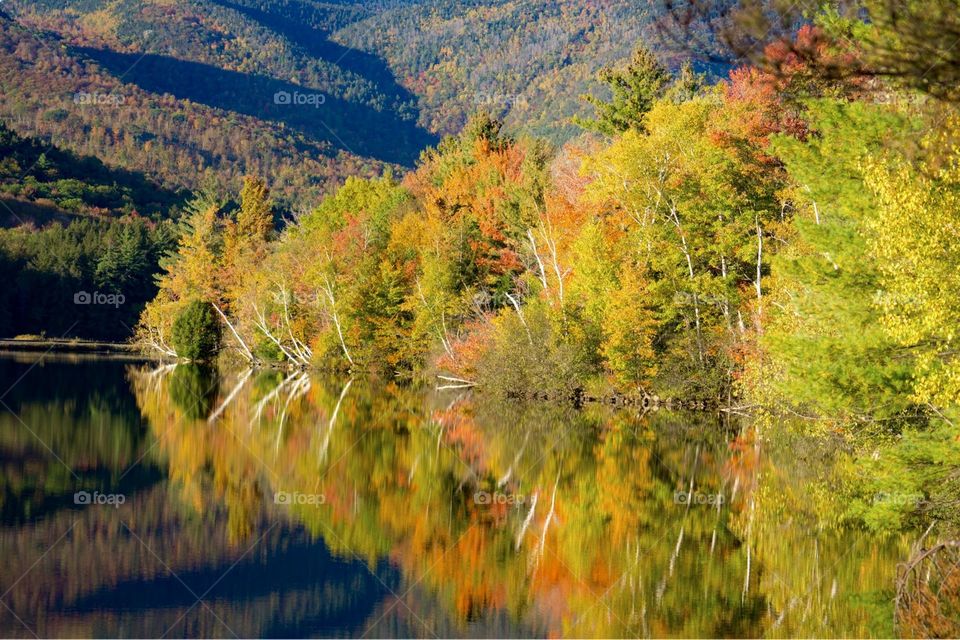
[0,357,911,637]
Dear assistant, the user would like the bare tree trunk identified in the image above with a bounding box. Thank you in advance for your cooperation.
[719,253,732,331]
[669,207,704,364]
[526,229,550,294]
[321,276,354,367]
[505,291,533,346]
[538,218,568,310]
[212,302,256,363]
[755,217,764,333]
[145,327,179,358]
[279,283,313,363]
[253,303,302,365]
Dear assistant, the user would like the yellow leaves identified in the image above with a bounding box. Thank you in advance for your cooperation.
[582,98,721,222]
[601,267,658,386]
[79,8,121,42]
[865,120,960,406]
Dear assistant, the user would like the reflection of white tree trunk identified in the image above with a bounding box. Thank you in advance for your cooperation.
[436,375,476,390]
[251,370,299,428]
[498,431,530,487]
[537,472,561,561]
[318,379,353,463]
[742,494,756,600]
[515,492,539,551]
[208,368,253,424]
[146,362,177,394]
[276,373,310,454]
[147,362,177,378]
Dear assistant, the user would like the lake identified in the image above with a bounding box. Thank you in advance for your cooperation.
[0,353,909,638]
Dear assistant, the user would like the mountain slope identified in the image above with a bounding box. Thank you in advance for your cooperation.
[0,122,186,225]
[2,0,667,205]
[335,0,657,140]
[0,10,395,207]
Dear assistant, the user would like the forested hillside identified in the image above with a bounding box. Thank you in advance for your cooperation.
[0,0,674,341]
[0,123,187,224]
[0,12,387,207]
[1,0,675,208]
[333,0,660,139]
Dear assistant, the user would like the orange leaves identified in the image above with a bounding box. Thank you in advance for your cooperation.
[405,123,539,288]
[435,319,494,381]
[714,66,805,170]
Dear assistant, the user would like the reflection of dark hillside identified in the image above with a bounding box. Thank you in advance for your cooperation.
[0,484,400,638]
[0,356,141,412]
[75,48,437,167]
[0,447,162,526]
[70,526,399,638]
[0,357,156,525]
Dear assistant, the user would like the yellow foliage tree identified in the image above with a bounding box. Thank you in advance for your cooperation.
[867,120,960,407]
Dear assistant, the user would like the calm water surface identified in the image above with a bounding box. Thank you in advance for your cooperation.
[0,354,908,638]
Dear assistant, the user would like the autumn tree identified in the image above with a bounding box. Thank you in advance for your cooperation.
[576,45,671,136]
[222,176,274,308]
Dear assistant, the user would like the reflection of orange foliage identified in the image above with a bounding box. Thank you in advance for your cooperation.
[134,370,791,637]
[429,525,507,620]
[433,402,489,472]
[724,429,760,506]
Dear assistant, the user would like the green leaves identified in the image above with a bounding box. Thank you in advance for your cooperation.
[577,45,671,136]
[171,299,222,362]
[762,100,917,420]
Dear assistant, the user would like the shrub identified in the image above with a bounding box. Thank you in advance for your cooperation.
[475,301,591,399]
[171,300,222,361]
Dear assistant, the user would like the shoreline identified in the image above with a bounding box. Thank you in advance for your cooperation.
[0,339,160,361]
